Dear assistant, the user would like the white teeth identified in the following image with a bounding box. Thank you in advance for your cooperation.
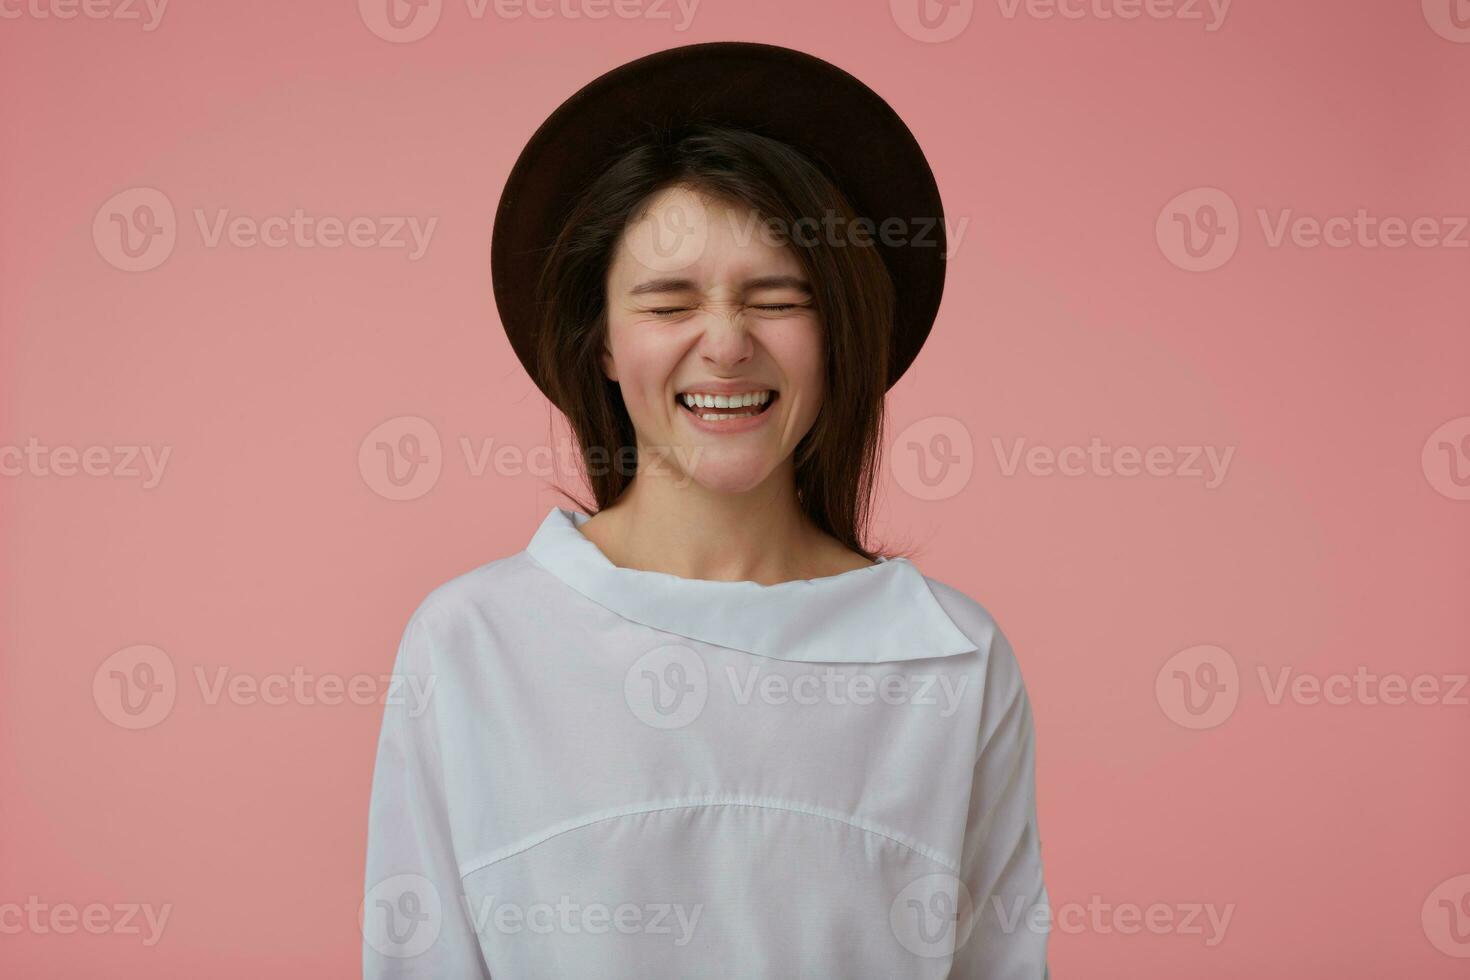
[679,390,773,410]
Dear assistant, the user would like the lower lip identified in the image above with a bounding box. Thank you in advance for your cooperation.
[677,397,776,435]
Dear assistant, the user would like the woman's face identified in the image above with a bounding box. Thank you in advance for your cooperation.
[602,185,825,495]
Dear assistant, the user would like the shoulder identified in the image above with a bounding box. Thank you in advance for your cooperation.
[386,548,563,688]
[397,548,546,647]
[919,574,1042,757]
[919,572,1031,697]
[920,574,1002,651]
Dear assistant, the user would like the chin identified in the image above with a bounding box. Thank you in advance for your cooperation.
[682,454,782,496]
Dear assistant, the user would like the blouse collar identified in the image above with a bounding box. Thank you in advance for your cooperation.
[524,507,978,664]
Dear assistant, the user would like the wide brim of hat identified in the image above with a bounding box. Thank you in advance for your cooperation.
[491,41,946,402]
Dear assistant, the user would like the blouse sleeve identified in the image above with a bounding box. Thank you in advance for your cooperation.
[362,609,491,979]
[950,625,1052,979]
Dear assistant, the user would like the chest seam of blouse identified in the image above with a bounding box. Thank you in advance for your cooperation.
[456,795,960,880]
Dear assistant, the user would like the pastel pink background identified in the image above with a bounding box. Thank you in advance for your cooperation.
[3,1,1468,976]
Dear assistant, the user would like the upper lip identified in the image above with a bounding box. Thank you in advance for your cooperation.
[675,380,776,395]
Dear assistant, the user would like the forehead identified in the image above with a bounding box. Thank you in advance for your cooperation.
[608,185,803,287]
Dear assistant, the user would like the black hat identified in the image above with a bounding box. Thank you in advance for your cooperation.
[491,41,946,403]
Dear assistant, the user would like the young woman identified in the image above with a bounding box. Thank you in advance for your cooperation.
[364,42,1050,979]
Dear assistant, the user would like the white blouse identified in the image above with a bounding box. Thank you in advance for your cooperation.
[363,507,1050,978]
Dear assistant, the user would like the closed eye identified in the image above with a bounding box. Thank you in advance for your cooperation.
[644,303,809,317]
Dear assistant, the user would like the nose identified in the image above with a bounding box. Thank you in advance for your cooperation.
[695,307,755,372]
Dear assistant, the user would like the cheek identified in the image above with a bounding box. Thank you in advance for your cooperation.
[606,324,680,418]
[765,319,825,408]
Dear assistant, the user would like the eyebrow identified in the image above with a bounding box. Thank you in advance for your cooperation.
[627,275,812,297]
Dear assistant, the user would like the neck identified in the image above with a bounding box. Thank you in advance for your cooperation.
[578,453,839,584]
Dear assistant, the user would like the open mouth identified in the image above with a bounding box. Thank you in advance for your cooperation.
[676,389,779,422]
